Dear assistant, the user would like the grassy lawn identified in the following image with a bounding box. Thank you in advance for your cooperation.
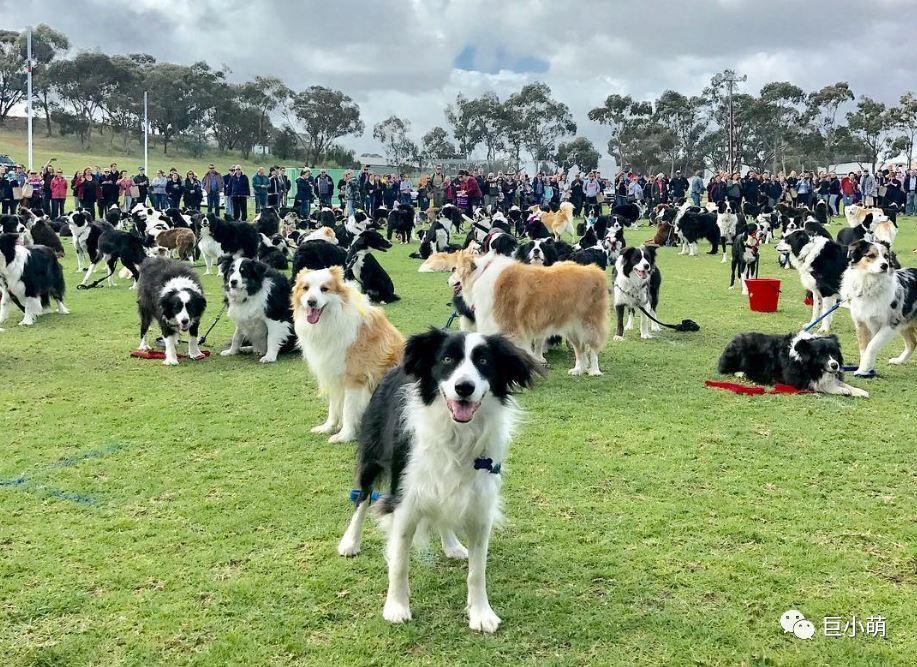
[1,200,915,662]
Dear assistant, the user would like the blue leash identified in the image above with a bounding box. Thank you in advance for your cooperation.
[802,298,847,333]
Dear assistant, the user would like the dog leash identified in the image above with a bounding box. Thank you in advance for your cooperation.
[197,304,226,346]
[613,283,700,332]
[802,298,848,333]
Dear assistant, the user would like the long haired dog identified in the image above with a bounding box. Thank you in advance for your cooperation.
[418,251,460,273]
[777,230,846,332]
[677,209,720,256]
[718,331,867,396]
[153,226,196,261]
[0,233,68,326]
[337,328,540,633]
[535,201,575,241]
[841,240,917,376]
[613,246,661,340]
[136,257,207,365]
[729,228,760,294]
[451,251,608,375]
[66,209,94,271]
[345,229,399,304]
[18,207,65,258]
[197,215,224,275]
[207,214,259,259]
[716,200,739,262]
[220,257,295,363]
[80,222,146,288]
[387,205,415,243]
[292,266,404,443]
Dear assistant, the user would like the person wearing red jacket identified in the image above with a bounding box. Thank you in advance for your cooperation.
[50,167,69,218]
[459,170,481,215]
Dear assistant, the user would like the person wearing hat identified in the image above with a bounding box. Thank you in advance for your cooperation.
[201,164,222,215]
[132,167,149,207]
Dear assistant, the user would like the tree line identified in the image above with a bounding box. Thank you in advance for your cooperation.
[1,26,914,174]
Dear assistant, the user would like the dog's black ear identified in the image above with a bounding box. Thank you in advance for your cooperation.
[218,255,234,276]
[252,260,268,278]
[404,328,448,378]
[847,239,869,263]
[642,245,658,264]
[792,336,812,358]
[486,334,544,393]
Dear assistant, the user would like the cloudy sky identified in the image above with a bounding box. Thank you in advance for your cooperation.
[3,0,916,170]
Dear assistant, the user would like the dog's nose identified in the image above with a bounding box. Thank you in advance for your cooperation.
[454,381,475,398]
[880,263,888,271]
[306,298,317,308]
[179,317,189,326]
[829,360,840,371]
[229,278,238,287]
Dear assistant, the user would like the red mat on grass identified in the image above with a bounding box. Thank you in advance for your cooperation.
[130,349,210,360]
[705,379,811,395]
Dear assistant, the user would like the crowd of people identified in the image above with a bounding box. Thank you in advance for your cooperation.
[3,158,916,221]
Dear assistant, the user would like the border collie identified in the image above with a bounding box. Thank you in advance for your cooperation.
[197,216,224,274]
[716,201,740,262]
[841,240,917,375]
[19,208,65,258]
[136,257,207,365]
[412,205,462,259]
[387,205,415,243]
[207,214,259,259]
[66,210,94,271]
[451,251,608,374]
[291,239,347,274]
[292,266,404,443]
[777,230,846,332]
[345,230,399,304]
[258,234,289,271]
[337,328,540,633]
[677,210,720,256]
[718,331,867,396]
[729,228,760,294]
[253,206,280,237]
[0,233,68,326]
[613,246,661,340]
[220,257,294,363]
[81,222,146,288]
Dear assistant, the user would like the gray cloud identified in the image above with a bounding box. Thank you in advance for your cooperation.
[3,0,916,167]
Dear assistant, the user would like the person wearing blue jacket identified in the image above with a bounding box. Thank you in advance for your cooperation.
[229,165,251,220]
[252,167,269,213]
[295,169,314,218]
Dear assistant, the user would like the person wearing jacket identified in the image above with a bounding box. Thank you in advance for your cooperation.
[201,164,222,214]
[229,165,251,220]
[904,168,917,216]
[267,167,283,208]
[165,172,184,209]
[461,170,482,214]
[75,167,100,212]
[150,170,168,210]
[688,170,705,206]
[223,169,234,218]
[132,167,149,206]
[0,166,16,214]
[50,168,68,218]
[294,169,314,218]
[669,170,688,200]
[183,171,203,211]
[117,170,135,211]
[315,170,334,207]
[252,167,269,213]
[860,171,877,207]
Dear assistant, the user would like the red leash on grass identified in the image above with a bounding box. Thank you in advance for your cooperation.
[704,380,812,395]
[130,349,211,360]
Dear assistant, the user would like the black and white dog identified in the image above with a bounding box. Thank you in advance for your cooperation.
[515,238,567,266]
[716,200,741,262]
[729,227,760,294]
[412,205,462,259]
[718,331,867,396]
[81,222,146,288]
[66,209,94,271]
[777,230,846,332]
[345,229,399,304]
[387,205,415,244]
[197,215,224,275]
[136,257,207,365]
[207,214,259,259]
[0,233,68,326]
[337,328,540,633]
[677,209,720,256]
[291,239,347,274]
[613,245,661,340]
[219,256,294,363]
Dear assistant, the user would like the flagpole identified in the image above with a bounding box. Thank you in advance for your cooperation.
[143,90,148,173]
[26,25,33,170]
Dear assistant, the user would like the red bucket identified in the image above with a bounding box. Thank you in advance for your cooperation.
[745,278,781,312]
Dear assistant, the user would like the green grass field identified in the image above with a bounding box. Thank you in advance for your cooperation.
[1,198,916,661]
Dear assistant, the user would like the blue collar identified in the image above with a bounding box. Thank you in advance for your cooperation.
[473,457,501,475]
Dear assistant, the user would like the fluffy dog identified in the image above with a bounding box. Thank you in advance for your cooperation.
[66,209,94,271]
[535,202,575,241]
[19,208,64,257]
[729,229,760,294]
[153,226,196,261]
[777,230,846,332]
[197,216,224,275]
[0,233,68,326]
[613,246,661,340]
[337,328,540,633]
[677,210,720,256]
[345,229,399,304]
[418,251,460,273]
[387,205,415,244]
[841,240,917,375]
[136,257,207,365]
[207,214,259,259]
[292,266,404,443]
[291,239,347,274]
[718,331,867,396]
[450,251,608,375]
[220,257,295,363]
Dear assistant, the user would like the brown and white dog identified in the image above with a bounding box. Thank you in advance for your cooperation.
[529,202,575,241]
[292,266,404,442]
[152,225,196,261]
[450,250,608,375]
[418,251,461,272]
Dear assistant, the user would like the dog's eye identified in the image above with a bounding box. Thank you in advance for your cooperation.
[442,356,453,364]
[477,356,488,366]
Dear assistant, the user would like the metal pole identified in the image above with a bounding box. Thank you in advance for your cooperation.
[143,91,148,173]
[26,25,33,170]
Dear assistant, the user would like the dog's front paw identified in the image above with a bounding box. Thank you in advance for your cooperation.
[382,599,412,624]
[337,537,361,557]
[328,430,355,444]
[220,349,237,357]
[888,355,908,365]
[468,605,501,634]
[310,423,335,434]
[640,333,655,340]
[162,358,179,366]
[442,543,468,560]
[613,335,624,342]
[587,368,603,376]
[567,367,584,376]
[850,386,870,398]
[18,319,35,327]
[258,355,277,364]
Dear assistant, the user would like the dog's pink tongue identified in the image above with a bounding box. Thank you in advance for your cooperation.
[306,307,323,324]
[447,399,479,423]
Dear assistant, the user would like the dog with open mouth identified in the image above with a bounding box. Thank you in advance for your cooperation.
[337,328,541,633]
[136,257,207,365]
[292,266,404,443]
